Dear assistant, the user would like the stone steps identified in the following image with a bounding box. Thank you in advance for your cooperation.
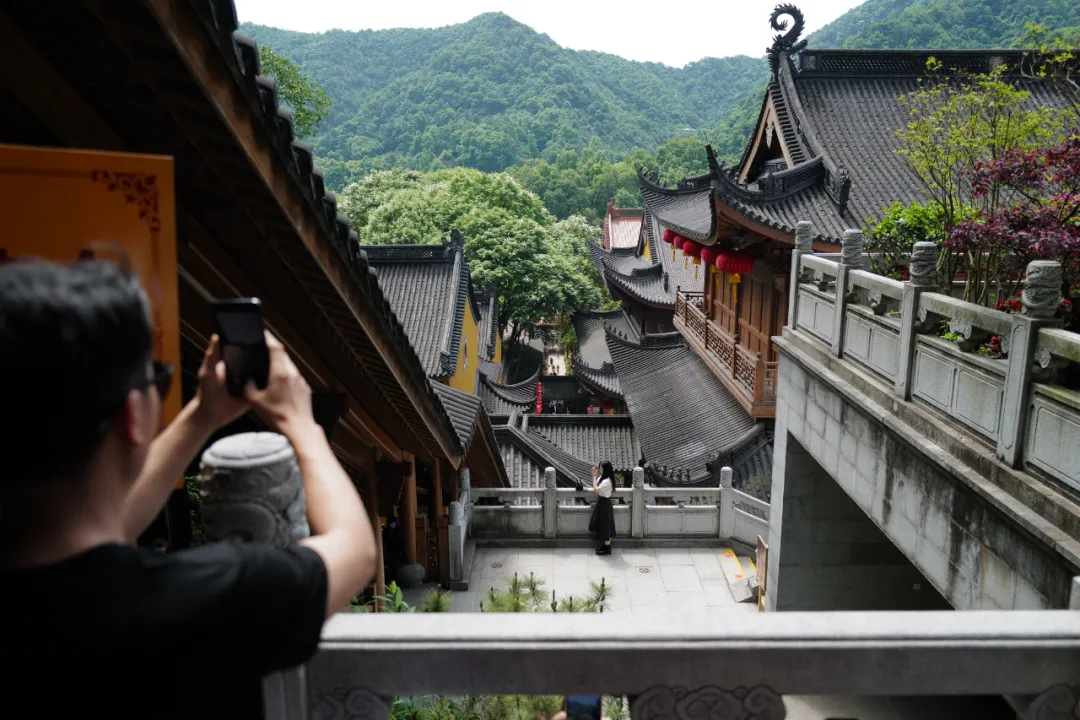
[719,548,754,603]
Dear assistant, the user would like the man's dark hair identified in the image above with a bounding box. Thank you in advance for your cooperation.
[0,259,153,486]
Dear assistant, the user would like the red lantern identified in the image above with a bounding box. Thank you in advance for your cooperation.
[715,251,755,275]
[536,382,543,414]
[683,240,703,259]
[700,246,719,267]
[662,228,676,244]
[673,235,686,250]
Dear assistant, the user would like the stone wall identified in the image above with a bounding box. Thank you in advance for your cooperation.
[768,337,1079,610]
[770,431,950,611]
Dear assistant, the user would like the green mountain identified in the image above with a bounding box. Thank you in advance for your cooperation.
[242,1,1080,196]
[807,0,1080,49]
[239,14,768,182]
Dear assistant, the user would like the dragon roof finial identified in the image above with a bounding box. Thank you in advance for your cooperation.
[767,4,807,74]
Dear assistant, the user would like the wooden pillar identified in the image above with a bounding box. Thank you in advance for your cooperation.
[433,460,448,587]
[402,454,418,565]
[432,459,445,519]
[363,467,386,612]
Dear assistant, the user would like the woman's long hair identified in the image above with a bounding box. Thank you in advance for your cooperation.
[599,461,614,481]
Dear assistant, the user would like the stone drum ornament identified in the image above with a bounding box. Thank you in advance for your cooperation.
[199,432,310,547]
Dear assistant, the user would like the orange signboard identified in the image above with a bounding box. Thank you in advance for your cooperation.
[0,144,180,476]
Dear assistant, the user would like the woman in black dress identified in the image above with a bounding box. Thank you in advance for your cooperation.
[590,461,616,555]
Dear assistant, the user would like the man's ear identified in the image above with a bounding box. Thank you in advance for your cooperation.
[120,390,153,447]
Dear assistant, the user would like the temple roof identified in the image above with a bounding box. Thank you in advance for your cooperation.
[525,414,639,474]
[572,310,628,398]
[430,382,503,481]
[363,233,480,379]
[638,19,1079,247]
[495,424,594,488]
[606,330,759,486]
[602,204,645,251]
[478,369,538,415]
[637,170,716,243]
[588,210,704,310]
[477,288,499,361]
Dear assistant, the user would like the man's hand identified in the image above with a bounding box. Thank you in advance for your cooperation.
[245,331,316,440]
[193,334,250,429]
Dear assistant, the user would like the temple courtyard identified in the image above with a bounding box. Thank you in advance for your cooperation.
[406,545,761,615]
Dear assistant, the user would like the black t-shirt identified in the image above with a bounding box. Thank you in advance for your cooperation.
[1,541,328,719]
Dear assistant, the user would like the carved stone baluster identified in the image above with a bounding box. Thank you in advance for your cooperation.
[895,241,938,399]
[832,229,864,358]
[998,260,1064,467]
[787,220,816,330]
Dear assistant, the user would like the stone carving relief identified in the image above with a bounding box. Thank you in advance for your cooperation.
[1023,261,1063,319]
[947,316,991,352]
[632,685,786,720]
[199,432,309,547]
[1033,345,1069,384]
[909,241,937,288]
[840,229,864,268]
[311,688,392,720]
[1027,683,1080,720]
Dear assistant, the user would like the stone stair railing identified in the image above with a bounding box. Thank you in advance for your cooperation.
[789,222,1080,494]
[461,467,769,550]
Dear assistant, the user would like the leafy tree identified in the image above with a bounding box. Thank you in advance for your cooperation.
[948,131,1080,312]
[894,63,1068,298]
[258,46,332,138]
[866,201,953,279]
[339,168,606,350]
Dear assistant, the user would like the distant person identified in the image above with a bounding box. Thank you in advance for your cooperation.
[0,259,377,719]
[588,461,616,555]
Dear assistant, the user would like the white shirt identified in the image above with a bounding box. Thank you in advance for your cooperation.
[595,477,613,498]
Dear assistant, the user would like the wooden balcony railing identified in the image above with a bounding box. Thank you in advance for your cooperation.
[676,290,776,417]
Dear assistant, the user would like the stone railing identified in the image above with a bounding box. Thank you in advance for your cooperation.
[266,605,1080,720]
[675,291,777,414]
[789,224,1080,493]
[465,467,768,548]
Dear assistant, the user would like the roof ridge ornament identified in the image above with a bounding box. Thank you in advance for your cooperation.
[767,4,808,75]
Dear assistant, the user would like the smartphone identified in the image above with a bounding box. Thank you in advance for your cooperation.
[211,298,270,398]
[565,695,603,720]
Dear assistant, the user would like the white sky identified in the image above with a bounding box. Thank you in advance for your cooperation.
[233,0,867,67]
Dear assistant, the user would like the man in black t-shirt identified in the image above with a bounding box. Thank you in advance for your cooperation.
[0,260,377,718]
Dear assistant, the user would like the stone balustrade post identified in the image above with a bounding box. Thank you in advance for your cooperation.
[631,466,645,539]
[718,466,735,539]
[787,221,816,330]
[199,432,309,545]
[831,229,864,358]
[895,241,938,400]
[448,501,466,584]
[199,432,311,716]
[997,260,1064,467]
[543,467,557,539]
[459,467,471,538]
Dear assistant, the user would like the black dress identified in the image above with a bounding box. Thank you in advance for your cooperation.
[589,483,616,545]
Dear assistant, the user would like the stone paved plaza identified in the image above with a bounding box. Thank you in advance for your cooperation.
[406,546,760,615]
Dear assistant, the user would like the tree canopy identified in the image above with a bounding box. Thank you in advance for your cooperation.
[339,168,607,346]
[239,14,766,177]
[257,46,331,138]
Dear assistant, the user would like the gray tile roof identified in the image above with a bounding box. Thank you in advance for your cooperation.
[571,360,622,399]
[478,369,538,415]
[478,359,502,382]
[602,207,645,250]
[363,233,480,379]
[590,211,704,310]
[606,330,759,485]
[637,169,716,243]
[719,49,1079,244]
[430,382,483,454]
[495,424,594,488]
[525,414,639,474]
[477,289,499,361]
[572,310,630,398]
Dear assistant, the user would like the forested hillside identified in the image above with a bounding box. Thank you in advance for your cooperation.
[244,0,1079,219]
[239,13,766,183]
[808,0,1080,48]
